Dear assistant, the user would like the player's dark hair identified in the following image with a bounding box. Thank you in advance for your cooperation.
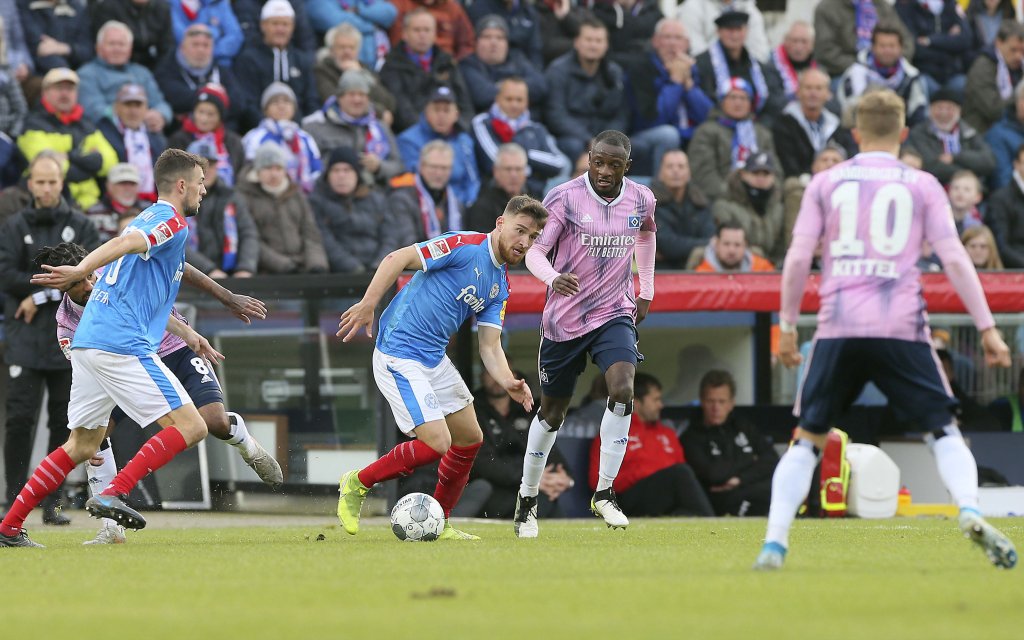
[871,22,904,46]
[33,242,88,270]
[154,148,206,194]
[503,195,548,225]
[591,130,631,157]
[699,369,736,400]
[715,221,746,238]
[633,373,662,401]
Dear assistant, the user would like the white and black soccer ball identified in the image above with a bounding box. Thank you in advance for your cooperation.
[390,492,445,542]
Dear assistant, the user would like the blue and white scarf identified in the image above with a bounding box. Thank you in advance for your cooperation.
[329,97,391,159]
[710,40,768,113]
[932,123,961,155]
[996,47,1013,100]
[854,0,879,52]
[718,116,759,167]
[414,172,460,238]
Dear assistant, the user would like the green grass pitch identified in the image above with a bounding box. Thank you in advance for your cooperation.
[2,518,1022,639]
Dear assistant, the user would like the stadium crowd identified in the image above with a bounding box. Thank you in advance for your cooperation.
[0,0,1022,278]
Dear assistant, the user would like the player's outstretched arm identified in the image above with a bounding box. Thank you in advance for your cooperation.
[478,325,533,412]
[182,263,268,324]
[338,245,422,342]
[166,315,225,364]
[30,232,148,290]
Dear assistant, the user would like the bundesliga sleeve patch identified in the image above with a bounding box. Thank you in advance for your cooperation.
[147,216,186,247]
[427,238,452,259]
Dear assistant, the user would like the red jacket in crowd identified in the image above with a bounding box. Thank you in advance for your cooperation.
[588,414,685,492]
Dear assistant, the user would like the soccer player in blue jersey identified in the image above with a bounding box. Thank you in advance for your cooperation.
[0,149,212,546]
[335,195,547,540]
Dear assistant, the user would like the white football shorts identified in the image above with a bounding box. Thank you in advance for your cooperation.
[372,349,474,435]
[67,348,193,430]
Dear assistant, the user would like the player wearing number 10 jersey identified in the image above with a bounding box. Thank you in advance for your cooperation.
[754,90,1018,570]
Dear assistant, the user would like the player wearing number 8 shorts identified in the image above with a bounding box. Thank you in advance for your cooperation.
[754,89,1017,571]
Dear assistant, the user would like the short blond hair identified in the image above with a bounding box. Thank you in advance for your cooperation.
[855,90,905,142]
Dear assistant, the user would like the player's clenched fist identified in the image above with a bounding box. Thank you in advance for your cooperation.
[777,330,802,368]
[981,328,1011,368]
[338,300,375,342]
[551,272,580,297]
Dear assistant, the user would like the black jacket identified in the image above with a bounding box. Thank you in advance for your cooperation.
[19,0,94,72]
[895,0,972,84]
[89,0,176,69]
[771,105,842,178]
[233,41,320,118]
[184,179,259,275]
[152,53,250,130]
[0,199,100,369]
[984,178,1024,268]
[378,44,475,133]
[542,51,628,144]
[458,51,548,112]
[650,180,713,269]
[679,413,779,489]
[308,178,405,273]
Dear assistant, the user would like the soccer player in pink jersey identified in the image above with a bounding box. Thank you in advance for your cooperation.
[754,90,1017,570]
[514,130,657,537]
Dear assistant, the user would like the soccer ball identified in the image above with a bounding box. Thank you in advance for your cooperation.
[390,492,445,542]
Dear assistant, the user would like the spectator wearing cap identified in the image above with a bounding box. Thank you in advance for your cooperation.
[167,83,244,186]
[592,0,664,67]
[814,0,914,78]
[153,22,248,130]
[465,142,535,235]
[677,0,770,62]
[904,87,995,187]
[306,0,396,70]
[96,83,167,202]
[234,0,317,54]
[985,79,1024,190]
[688,76,779,201]
[894,0,971,97]
[183,139,260,277]
[310,146,405,273]
[84,162,152,241]
[467,0,543,69]
[471,77,568,195]
[76,20,173,132]
[234,0,319,117]
[837,23,929,126]
[772,68,841,179]
[379,8,475,132]
[301,69,402,188]
[964,20,1024,134]
[397,85,480,205]
[389,139,463,242]
[89,0,176,69]
[691,221,774,272]
[623,18,710,174]
[237,142,328,274]
[242,82,322,193]
[651,149,713,269]
[711,153,785,263]
[313,23,397,119]
[168,0,243,66]
[693,10,786,127]
[769,21,818,103]
[19,0,93,74]
[17,68,118,209]
[387,0,475,61]
[459,15,548,113]
[544,15,628,161]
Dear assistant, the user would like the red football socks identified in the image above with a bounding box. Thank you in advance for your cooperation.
[1,447,76,536]
[101,427,187,497]
[358,440,442,487]
[434,442,482,518]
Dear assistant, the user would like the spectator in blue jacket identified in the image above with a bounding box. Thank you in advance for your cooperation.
[466,0,543,69]
[306,0,396,70]
[459,15,547,112]
[169,0,244,66]
[18,0,93,73]
[544,15,628,161]
[895,0,973,95]
[985,80,1024,190]
[397,85,480,205]
[77,21,172,132]
[471,77,567,194]
[233,0,320,117]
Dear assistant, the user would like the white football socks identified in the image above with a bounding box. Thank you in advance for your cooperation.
[596,399,631,492]
[225,412,258,458]
[519,415,558,498]
[764,440,819,549]
[87,438,120,529]
[930,424,980,511]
